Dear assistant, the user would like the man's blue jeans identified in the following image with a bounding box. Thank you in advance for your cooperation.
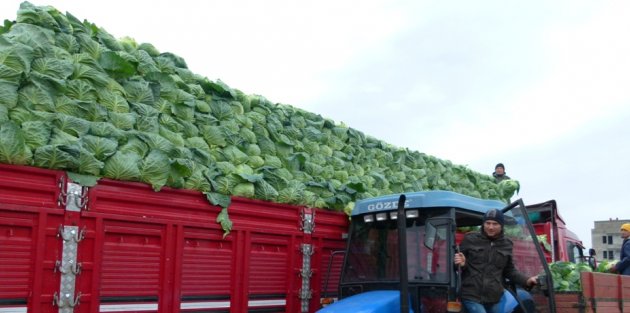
[462,289,520,313]
[462,300,502,313]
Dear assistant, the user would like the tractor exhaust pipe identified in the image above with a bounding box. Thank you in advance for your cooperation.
[397,194,409,313]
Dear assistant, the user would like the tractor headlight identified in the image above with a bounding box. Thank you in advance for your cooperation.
[376,212,388,221]
[363,214,374,223]
[406,210,419,219]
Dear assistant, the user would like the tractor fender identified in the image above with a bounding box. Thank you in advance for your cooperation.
[316,290,414,313]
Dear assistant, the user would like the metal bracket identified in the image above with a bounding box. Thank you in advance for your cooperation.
[299,243,313,313]
[298,288,312,300]
[57,225,86,243]
[57,178,88,212]
[54,260,82,275]
[300,208,315,234]
[300,268,313,278]
[301,243,314,256]
[55,225,82,313]
[53,292,81,309]
[57,175,66,207]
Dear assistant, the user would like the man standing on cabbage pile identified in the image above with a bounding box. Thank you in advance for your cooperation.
[493,163,511,183]
[611,223,630,275]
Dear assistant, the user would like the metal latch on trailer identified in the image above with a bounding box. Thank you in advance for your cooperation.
[301,207,315,234]
[57,177,89,212]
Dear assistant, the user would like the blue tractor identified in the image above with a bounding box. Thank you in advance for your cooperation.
[318,191,557,313]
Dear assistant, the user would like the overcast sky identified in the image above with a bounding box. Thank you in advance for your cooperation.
[2,0,629,249]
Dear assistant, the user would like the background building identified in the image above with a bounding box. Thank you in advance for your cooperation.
[592,218,630,261]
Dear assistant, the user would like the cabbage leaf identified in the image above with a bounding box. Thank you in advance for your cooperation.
[0,121,32,165]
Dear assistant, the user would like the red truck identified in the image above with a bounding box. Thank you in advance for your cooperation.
[526,200,591,265]
[0,163,349,313]
[526,203,630,313]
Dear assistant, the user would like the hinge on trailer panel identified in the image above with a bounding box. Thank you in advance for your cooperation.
[57,175,66,206]
[54,260,82,275]
[298,288,313,313]
[300,208,315,234]
[299,244,313,279]
[299,244,313,313]
[300,268,313,278]
[57,178,89,212]
[301,243,314,256]
[57,225,86,243]
[53,291,81,309]
[298,288,312,300]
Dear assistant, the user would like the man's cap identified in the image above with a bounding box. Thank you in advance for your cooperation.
[495,163,505,170]
[484,209,504,226]
[621,223,630,232]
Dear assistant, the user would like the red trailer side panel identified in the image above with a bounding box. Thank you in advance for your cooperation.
[0,164,65,313]
[0,165,349,313]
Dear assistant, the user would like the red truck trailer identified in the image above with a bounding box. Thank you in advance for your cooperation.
[533,271,630,313]
[0,163,349,313]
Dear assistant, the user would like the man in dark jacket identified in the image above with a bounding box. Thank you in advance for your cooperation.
[493,163,511,183]
[454,209,537,313]
[612,223,630,275]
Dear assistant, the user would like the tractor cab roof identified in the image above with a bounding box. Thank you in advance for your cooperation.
[352,190,506,216]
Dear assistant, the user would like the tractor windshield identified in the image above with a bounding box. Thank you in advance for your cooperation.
[341,208,451,284]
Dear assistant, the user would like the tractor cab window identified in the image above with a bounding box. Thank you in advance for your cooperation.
[501,210,547,279]
[494,204,551,294]
[341,208,451,284]
[408,218,450,282]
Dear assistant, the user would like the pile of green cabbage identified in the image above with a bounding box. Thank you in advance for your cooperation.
[548,260,618,292]
[548,261,592,292]
[0,2,518,233]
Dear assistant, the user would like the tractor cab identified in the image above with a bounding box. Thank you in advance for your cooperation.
[319,191,555,313]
